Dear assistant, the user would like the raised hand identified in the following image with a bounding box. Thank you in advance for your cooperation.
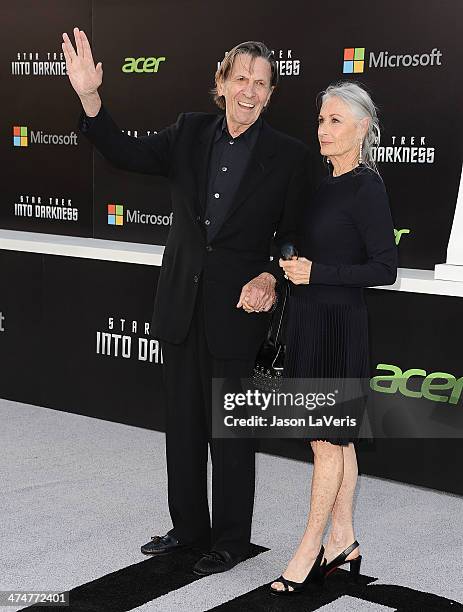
[62,27,102,97]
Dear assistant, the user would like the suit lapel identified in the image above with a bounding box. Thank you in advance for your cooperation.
[192,114,223,215]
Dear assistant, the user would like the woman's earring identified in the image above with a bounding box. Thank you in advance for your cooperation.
[359,140,363,164]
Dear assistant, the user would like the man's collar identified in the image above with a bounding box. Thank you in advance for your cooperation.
[215,114,263,142]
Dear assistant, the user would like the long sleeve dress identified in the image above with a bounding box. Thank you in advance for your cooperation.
[284,164,398,445]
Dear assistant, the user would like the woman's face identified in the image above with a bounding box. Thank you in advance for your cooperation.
[318,96,367,161]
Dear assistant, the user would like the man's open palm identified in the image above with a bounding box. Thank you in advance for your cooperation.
[62,27,102,97]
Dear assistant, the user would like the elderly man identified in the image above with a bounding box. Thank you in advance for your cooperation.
[63,28,313,575]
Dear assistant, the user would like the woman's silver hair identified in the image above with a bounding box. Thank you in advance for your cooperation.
[318,81,381,176]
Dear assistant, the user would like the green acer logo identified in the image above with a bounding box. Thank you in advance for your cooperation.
[394,228,410,245]
[122,57,166,73]
[371,363,463,404]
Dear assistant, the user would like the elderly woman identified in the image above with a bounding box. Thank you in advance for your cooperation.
[270,81,398,596]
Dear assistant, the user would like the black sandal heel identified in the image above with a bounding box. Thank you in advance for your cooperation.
[269,545,326,596]
[324,540,362,582]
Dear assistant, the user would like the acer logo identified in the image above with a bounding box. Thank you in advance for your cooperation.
[122,57,166,73]
[394,228,410,245]
[371,363,463,404]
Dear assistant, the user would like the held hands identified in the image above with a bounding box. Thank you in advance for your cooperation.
[62,27,103,98]
[279,256,312,284]
[236,272,276,313]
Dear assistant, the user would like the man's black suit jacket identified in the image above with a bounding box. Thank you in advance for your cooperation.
[78,106,313,359]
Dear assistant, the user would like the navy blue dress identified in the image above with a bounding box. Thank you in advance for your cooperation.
[285,165,398,445]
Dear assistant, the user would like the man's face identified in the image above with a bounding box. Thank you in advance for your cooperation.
[216,53,274,131]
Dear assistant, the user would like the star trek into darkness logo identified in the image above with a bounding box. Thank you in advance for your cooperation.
[95,316,163,364]
[11,50,67,76]
[372,135,435,164]
[14,194,79,222]
[217,48,302,76]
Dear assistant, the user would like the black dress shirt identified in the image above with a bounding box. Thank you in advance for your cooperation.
[204,115,262,242]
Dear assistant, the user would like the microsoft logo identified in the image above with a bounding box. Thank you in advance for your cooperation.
[108,204,124,226]
[343,48,365,73]
[13,126,28,147]
[342,47,442,73]
[106,203,173,227]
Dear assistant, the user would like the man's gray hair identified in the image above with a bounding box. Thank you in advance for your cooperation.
[211,41,279,110]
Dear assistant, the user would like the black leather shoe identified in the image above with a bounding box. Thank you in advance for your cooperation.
[140,533,186,555]
[192,550,243,576]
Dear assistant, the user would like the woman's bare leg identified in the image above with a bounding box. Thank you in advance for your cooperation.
[271,440,343,592]
[324,442,360,563]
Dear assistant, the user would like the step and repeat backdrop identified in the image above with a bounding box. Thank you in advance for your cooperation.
[1,0,463,493]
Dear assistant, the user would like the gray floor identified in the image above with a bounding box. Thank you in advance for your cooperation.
[1,398,462,611]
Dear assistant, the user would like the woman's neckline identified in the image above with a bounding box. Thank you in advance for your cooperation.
[328,163,368,182]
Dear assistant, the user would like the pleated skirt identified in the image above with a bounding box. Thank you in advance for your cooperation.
[284,286,370,446]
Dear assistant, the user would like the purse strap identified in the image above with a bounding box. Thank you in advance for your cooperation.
[268,279,290,343]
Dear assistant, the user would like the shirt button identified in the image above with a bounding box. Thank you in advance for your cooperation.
[214,193,220,199]
[229,140,234,145]
[221,166,228,172]
[193,274,199,283]
[206,245,213,252]
[204,219,211,226]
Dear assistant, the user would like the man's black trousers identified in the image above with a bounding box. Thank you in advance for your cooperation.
[160,279,256,557]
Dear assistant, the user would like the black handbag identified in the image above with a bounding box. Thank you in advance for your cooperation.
[252,280,290,392]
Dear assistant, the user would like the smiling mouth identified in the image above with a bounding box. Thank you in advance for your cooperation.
[238,101,255,109]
